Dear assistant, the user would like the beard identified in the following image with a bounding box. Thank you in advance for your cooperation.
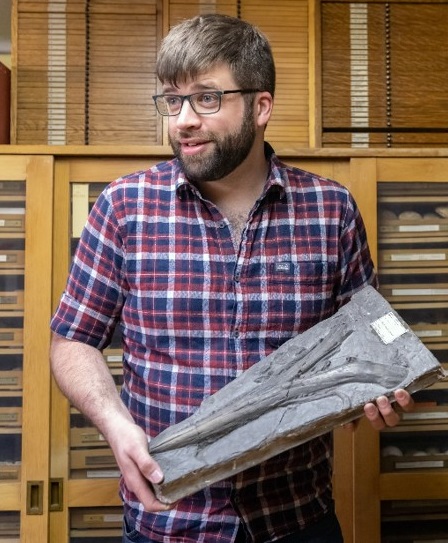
[169,105,256,183]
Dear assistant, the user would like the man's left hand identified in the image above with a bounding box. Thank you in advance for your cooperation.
[364,388,414,430]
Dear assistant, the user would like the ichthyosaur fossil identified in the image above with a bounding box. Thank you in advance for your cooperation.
[150,328,409,455]
[148,286,445,504]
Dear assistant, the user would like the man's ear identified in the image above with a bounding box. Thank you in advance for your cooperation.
[256,92,273,127]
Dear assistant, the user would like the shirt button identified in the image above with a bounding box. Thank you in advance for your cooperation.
[218,221,226,228]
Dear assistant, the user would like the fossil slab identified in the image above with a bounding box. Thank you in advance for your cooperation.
[150,286,445,504]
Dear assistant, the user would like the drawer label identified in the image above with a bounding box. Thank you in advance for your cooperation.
[389,253,446,261]
[398,224,440,232]
[392,288,448,296]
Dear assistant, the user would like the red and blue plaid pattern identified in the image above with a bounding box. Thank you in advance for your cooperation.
[51,144,377,542]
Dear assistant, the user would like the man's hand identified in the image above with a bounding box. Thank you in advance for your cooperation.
[108,420,172,512]
[364,388,414,430]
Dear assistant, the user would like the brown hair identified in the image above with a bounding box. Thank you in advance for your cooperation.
[156,13,276,97]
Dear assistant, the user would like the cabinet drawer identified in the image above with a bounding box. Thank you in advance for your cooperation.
[0,407,21,427]
[0,370,22,391]
[0,461,21,480]
[71,508,123,529]
[382,453,448,472]
[0,329,23,347]
[379,218,448,237]
[0,250,25,269]
[413,324,448,341]
[71,427,107,448]
[0,510,20,538]
[380,249,448,267]
[102,348,123,369]
[380,284,448,302]
[70,449,117,470]
[0,212,25,233]
[0,291,24,311]
[69,528,122,539]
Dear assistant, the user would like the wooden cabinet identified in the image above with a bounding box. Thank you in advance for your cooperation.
[1,148,448,542]
[346,158,448,543]
[0,155,53,543]
[377,163,448,543]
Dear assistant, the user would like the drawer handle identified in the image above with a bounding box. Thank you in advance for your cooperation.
[49,478,64,511]
[26,480,44,515]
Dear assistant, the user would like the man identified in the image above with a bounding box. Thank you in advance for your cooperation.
[50,13,413,543]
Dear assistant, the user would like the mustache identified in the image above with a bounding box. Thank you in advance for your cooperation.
[175,130,213,140]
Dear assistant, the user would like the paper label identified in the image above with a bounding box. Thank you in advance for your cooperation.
[415,330,443,338]
[395,460,444,469]
[371,312,407,344]
[86,470,120,478]
[103,514,123,522]
[390,253,446,261]
[0,208,25,214]
[402,412,447,421]
[398,224,440,232]
[106,355,122,362]
[392,288,448,296]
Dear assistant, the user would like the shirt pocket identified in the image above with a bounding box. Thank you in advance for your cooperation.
[245,258,338,347]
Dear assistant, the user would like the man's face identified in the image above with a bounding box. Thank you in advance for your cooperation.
[165,66,257,183]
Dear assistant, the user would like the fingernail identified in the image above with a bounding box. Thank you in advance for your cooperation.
[151,469,164,483]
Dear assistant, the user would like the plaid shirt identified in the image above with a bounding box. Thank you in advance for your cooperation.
[51,144,377,542]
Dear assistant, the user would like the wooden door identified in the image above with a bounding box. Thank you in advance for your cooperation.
[0,154,53,543]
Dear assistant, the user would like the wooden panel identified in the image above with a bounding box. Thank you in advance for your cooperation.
[377,158,448,183]
[13,0,160,145]
[67,479,121,507]
[380,472,448,500]
[242,0,310,147]
[0,483,21,510]
[20,156,54,543]
[321,1,448,148]
[0,154,54,541]
[166,0,311,148]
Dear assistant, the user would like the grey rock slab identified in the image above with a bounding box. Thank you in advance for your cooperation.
[150,286,446,504]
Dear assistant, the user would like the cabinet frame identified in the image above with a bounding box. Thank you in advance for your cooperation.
[0,155,53,543]
[350,157,448,542]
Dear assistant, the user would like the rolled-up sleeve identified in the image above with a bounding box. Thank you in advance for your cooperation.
[50,185,127,350]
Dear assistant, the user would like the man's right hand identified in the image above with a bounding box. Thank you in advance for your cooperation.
[108,419,172,512]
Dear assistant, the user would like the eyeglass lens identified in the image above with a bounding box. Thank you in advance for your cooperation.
[157,92,222,116]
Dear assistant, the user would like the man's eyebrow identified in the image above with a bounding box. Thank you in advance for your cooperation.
[161,83,221,94]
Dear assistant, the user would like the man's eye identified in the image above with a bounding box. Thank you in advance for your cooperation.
[197,93,219,106]
[166,96,180,106]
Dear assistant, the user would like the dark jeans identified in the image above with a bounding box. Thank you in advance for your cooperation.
[235,510,344,543]
[123,516,149,543]
[123,510,344,543]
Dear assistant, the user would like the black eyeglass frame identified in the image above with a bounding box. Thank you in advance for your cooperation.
[152,89,262,116]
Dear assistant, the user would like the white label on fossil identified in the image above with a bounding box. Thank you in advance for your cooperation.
[370,312,407,344]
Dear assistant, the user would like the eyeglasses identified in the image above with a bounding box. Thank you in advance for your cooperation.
[152,89,261,116]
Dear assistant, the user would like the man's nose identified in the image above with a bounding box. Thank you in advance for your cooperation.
[175,98,201,127]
